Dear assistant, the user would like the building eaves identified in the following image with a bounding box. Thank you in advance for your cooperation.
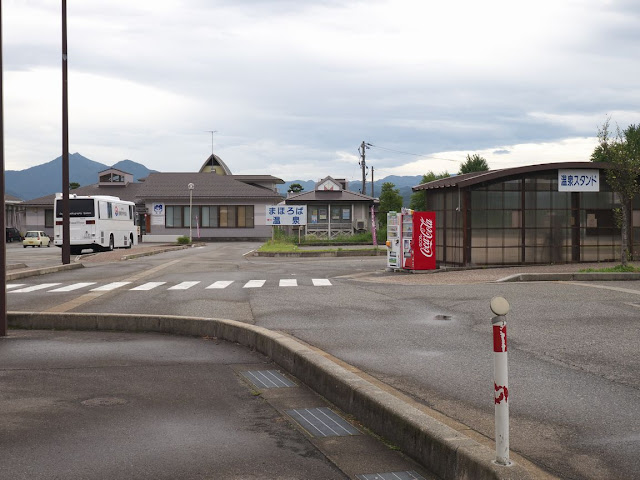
[412,162,611,191]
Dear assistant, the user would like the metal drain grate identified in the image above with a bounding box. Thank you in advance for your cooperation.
[356,472,427,480]
[241,370,296,389]
[286,407,360,437]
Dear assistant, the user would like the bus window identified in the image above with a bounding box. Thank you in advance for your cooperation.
[56,198,95,218]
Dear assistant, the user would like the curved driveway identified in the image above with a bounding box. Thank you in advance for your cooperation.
[6,242,640,479]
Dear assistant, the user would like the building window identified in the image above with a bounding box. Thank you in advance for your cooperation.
[44,209,54,228]
[165,205,254,228]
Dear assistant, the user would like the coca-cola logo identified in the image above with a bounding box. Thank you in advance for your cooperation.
[418,217,434,258]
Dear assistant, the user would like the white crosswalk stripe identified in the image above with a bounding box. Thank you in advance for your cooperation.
[8,279,335,294]
[168,281,200,290]
[10,283,61,293]
[91,282,131,292]
[49,282,96,292]
[130,282,166,291]
[206,281,234,289]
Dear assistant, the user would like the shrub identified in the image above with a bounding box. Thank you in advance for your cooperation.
[177,236,191,245]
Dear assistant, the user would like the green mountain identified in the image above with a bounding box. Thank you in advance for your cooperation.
[6,153,156,200]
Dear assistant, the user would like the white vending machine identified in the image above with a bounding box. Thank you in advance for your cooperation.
[386,211,400,269]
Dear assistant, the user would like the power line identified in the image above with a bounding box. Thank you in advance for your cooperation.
[367,143,461,163]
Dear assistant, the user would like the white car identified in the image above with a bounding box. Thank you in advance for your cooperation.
[23,231,51,248]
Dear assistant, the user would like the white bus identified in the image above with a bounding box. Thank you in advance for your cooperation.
[54,194,138,255]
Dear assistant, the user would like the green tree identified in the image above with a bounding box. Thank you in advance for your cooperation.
[459,154,489,174]
[409,171,450,211]
[287,183,304,194]
[591,119,640,265]
[378,182,403,228]
[69,182,81,190]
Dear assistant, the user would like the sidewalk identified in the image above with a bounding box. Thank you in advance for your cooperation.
[355,261,640,285]
[0,330,351,480]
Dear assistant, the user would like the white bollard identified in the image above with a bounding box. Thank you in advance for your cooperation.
[490,296,511,466]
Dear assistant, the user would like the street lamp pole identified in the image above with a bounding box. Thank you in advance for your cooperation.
[188,183,194,243]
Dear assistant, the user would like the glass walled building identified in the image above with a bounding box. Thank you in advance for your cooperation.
[412,162,638,266]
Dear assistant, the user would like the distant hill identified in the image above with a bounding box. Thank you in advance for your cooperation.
[279,175,424,206]
[6,153,157,200]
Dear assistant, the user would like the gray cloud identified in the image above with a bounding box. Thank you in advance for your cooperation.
[3,0,639,179]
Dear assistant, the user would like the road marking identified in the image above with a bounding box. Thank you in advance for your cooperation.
[44,258,184,314]
[10,283,61,293]
[312,279,332,286]
[49,282,96,292]
[168,281,200,290]
[243,280,266,288]
[206,281,234,289]
[279,279,297,287]
[130,282,166,291]
[6,284,25,290]
[90,282,131,292]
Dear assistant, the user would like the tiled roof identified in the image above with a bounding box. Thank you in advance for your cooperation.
[5,194,23,203]
[135,173,284,200]
[285,189,376,203]
[232,175,285,184]
[21,183,143,207]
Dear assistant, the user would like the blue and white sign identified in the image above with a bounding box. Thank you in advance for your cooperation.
[152,203,165,215]
[266,205,307,226]
[558,169,600,192]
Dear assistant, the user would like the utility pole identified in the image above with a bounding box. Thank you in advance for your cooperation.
[371,166,374,197]
[358,141,370,194]
[1,0,7,336]
[61,0,70,265]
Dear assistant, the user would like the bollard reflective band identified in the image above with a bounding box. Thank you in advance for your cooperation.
[493,324,507,352]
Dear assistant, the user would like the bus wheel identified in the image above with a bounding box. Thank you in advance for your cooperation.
[70,247,81,255]
[109,235,114,251]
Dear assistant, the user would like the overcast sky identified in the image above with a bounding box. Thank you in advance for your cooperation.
[3,0,639,182]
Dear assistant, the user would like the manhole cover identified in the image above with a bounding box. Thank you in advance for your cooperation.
[434,314,452,321]
[81,397,128,407]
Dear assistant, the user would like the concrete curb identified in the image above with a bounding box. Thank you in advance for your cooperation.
[119,244,190,260]
[497,272,640,282]
[252,249,384,258]
[6,262,83,281]
[8,311,541,480]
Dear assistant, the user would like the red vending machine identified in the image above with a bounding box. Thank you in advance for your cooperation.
[412,211,436,270]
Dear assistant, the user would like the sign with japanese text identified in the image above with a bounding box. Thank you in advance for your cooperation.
[412,211,436,270]
[266,205,307,226]
[558,170,599,192]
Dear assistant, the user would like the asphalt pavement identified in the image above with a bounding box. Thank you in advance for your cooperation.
[0,329,431,480]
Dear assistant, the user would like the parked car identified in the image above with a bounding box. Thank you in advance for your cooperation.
[22,231,51,248]
[6,227,22,242]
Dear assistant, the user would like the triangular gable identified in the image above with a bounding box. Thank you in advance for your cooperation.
[315,176,342,191]
[199,154,233,175]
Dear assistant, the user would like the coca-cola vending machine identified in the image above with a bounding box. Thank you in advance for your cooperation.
[386,210,436,271]
[412,211,436,270]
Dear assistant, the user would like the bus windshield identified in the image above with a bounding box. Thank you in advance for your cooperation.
[55,198,95,218]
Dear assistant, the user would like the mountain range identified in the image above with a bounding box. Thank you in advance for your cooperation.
[6,153,424,205]
[5,153,157,200]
